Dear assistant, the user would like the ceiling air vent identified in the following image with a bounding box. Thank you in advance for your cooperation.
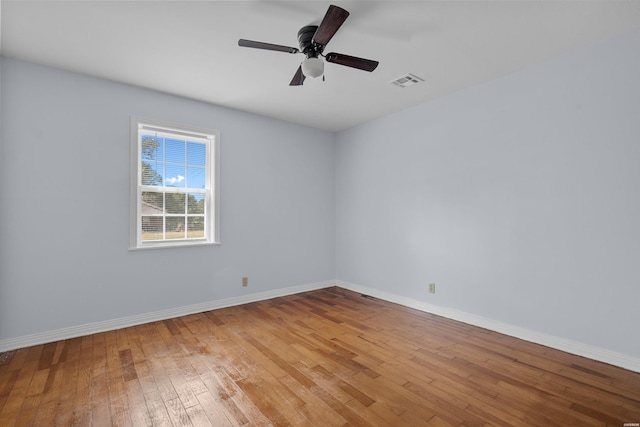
[389,73,425,88]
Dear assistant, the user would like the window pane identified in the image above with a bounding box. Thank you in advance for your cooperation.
[141,216,163,241]
[166,193,185,214]
[165,138,185,163]
[166,217,185,239]
[141,135,163,161]
[141,161,163,186]
[188,193,204,214]
[187,141,206,166]
[187,217,205,239]
[141,191,164,214]
[165,164,186,187]
[186,165,205,189]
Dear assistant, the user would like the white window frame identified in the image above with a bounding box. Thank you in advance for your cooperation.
[129,117,220,249]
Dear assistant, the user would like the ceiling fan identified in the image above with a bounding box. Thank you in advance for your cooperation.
[238,4,379,86]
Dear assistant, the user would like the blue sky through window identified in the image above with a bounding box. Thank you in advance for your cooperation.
[142,134,206,189]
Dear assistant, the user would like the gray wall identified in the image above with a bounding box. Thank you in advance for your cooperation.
[0,58,335,340]
[335,28,640,358]
[2,27,639,360]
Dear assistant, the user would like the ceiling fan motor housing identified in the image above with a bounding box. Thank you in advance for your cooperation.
[297,25,320,58]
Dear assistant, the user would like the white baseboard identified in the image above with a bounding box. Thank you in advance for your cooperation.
[3,279,639,374]
[336,280,640,373]
[0,280,336,353]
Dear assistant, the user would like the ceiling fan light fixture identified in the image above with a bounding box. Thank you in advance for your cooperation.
[301,57,324,78]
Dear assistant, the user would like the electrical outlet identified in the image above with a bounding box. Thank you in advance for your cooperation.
[428,283,436,294]
[242,277,248,287]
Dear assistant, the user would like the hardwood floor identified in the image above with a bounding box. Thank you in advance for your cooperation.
[1,287,639,426]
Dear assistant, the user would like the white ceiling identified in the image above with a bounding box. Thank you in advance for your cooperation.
[2,1,640,132]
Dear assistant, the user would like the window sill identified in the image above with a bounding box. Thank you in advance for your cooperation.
[129,241,221,251]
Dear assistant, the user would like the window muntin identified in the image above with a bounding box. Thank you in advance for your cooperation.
[130,118,219,249]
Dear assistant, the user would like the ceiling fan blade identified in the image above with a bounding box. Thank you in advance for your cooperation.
[238,39,299,54]
[325,53,379,72]
[289,66,306,86]
[312,5,349,47]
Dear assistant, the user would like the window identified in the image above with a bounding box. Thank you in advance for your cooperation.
[130,117,219,249]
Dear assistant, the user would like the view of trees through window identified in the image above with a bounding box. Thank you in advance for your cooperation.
[140,134,207,241]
